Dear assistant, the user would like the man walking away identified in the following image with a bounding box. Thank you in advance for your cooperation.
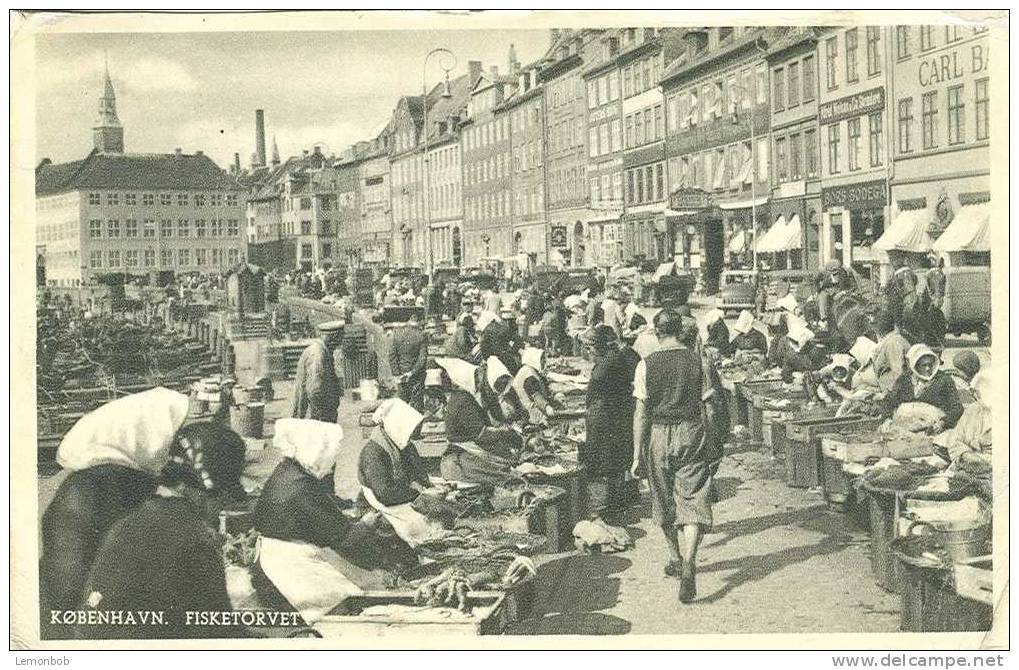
[389,313,428,412]
[291,321,345,423]
[631,309,714,603]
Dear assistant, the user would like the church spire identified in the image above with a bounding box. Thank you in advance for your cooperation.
[93,55,124,153]
[271,135,280,166]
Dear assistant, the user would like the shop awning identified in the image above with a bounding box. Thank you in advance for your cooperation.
[717,195,769,210]
[873,209,933,252]
[587,209,624,224]
[932,203,991,253]
[774,214,803,251]
[756,216,786,253]
[665,209,700,217]
[728,230,747,254]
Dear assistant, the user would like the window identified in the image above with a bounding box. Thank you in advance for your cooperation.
[228,248,240,265]
[625,116,634,148]
[610,118,621,152]
[142,193,154,206]
[599,124,610,155]
[773,67,785,111]
[776,137,788,181]
[89,220,102,238]
[898,98,914,153]
[896,26,910,59]
[920,26,934,51]
[107,219,120,238]
[654,105,663,140]
[107,250,120,268]
[177,194,188,206]
[805,128,818,177]
[975,78,989,140]
[90,250,102,268]
[756,138,769,182]
[322,243,332,258]
[825,37,838,90]
[125,219,138,237]
[847,118,861,171]
[609,71,619,100]
[211,194,222,206]
[227,219,239,236]
[196,219,208,238]
[787,62,800,107]
[845,29,859,83]
[755,63,767,105]
[867,27,881,76]
[195,249,207,266]
[125,250,139,268]
[945,25,963,43]
[635,112,645,145]
[106,193,119,206]
[144,249,155,267]
[211,219,223,237]
[947,84,965,145]
[142,219,156,238]
[828,124,841,174]
[178,249,191,267]
[643,110,652,144]
[177,219,190,237]
[802,55,816,102]
[161,249,173,267]
[653,163,663,200]
[160,219,173,237]
[869,112,884,166]
[790,133,802,180]
[589,177,600,204]
[922,91,938,149]
[88,193,101,205]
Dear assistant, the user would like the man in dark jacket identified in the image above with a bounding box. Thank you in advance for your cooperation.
[389,313,428,411]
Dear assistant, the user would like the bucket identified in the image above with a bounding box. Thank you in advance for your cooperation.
[230,402,265,438]
[359,379,380,402]
[907,519,991,562]
[234,386,265,405]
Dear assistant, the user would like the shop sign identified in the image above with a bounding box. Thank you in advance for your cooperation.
[670,188,712,211]
[818,87,885,125]
[549,225,568,248]
[821,179,887,210]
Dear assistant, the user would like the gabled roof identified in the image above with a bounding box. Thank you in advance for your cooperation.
[35,149,242,197]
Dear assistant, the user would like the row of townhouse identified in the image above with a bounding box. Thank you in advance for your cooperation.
[243,24,991,293]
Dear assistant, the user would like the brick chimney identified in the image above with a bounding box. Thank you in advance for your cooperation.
[468,60,482,85]
[254,109,267,167]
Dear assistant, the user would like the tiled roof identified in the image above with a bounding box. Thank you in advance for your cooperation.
[35,149,243,196]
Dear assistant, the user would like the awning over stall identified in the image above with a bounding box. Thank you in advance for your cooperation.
[773,214,803,251]
[873,209,933,252]
[728,230,747,254]
[932,203,991,252]
[756,216,787,253]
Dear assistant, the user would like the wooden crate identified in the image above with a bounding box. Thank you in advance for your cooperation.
[821,433,935,463]
[314,591,507,637]
[954,556,993,606]
[785,416,884,488]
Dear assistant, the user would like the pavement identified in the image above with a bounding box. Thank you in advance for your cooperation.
[35,303,989,636]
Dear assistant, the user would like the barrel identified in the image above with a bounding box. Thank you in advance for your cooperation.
[233,385,265,405]
[893,537,992,632]
[859,483,911,593]
[230,402,265,439]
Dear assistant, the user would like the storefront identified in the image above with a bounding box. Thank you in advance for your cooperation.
[718,196,770,272]
[586,210,624,268]
[820,178,888,282]
[512,221,549,267]
[764,190,819,271]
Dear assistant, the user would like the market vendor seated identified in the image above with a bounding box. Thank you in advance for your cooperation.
[511,347,556,425]
[729,310,768,357]
[435,356,523,487]
[765,312,792,370]
[358,398,450,548]
[945,370,992,466]
[883,343,964,430]
[445,312,480,363]
[702,308,730,354]
[252,419,406,612]
[781,317,829,384]
[946,350,982,404]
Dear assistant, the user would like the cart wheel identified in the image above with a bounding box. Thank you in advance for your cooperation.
[976,324,991,345]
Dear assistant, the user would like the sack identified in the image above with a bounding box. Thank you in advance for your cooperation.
[57,387,191,475]
[893,402,947,434]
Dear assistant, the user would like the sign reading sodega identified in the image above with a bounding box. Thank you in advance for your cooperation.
[918,42,988,87]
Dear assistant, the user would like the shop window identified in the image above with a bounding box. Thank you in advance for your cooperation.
[851,209,884,250]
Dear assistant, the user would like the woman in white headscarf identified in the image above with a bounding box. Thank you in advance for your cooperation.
[511,347,555,425]
[729,310,768,356]
[436,356,522,486]
[946,370,992,464]
[357,398,448,548]
[883,343,963,429]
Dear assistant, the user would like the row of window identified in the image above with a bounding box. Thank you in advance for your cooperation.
[429,182,462,218]
[548,166,586,204]
[509,101,542,134]
[88,218,240,239]
[670,139,770,194]
[776,127,822,181]
[87,192,239,207]
[896,25,986,61]
[513,140,544,173]
[547,73,584,111]
[624,162,666,205]
[666,64,768,134]
[625,103,664,149]
[773,54,817,112]
[465,154,511,185]
[822,27,883,93]
[622,53,664,100]
[588,172,625,207]
[463,115,511,151]
[513,185,546,218]
[300,242,335,259]
[465,189,512,222]
[548,117,587,155]
[896,79,988,153]
[588,118,623,158]
[90,247,241,269]
[587,69,621,109]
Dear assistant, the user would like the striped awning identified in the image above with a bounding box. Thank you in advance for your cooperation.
[932,204,990,252]
[874,209,933,252]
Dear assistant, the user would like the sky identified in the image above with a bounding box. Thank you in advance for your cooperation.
[35,29,550,168]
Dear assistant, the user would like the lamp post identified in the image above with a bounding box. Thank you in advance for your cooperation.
[422,48,456,275]
[731,84,758,271]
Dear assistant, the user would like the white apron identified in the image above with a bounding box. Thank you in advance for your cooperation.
[360,485,443,548]
[257,536,363,624]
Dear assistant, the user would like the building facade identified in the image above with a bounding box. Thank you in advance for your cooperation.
[503,66,547,266]
[887,25,990,265]
[356,132,393,267]
[333,155,362,266]
[389,96,428,266]
[662,27,773,293]
[817,26,893,278]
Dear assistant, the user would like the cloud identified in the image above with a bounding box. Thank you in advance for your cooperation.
[38,51,197,94]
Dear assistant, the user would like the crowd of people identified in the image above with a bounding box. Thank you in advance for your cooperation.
[38,255,991,637]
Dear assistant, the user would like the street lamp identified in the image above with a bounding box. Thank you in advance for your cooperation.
[730,84,758,272]
[422,47,456,275]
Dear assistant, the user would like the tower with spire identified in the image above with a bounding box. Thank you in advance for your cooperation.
[93,56,124,154]
[271,135,281,166]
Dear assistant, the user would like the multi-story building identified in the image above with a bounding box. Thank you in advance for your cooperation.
[661,27,774,293]
[817,26,893,278]
[332,154,362,267]
[35,66,245,287]
[618,27,688,265]
[389,95,428,266]
[764,27,823,271]
[582,30,626,267]
[884,25,990,266]
[540,29,602,266]
[245,150,328,246]
[462,65,517,264]
[503,63,547,266]
[355,129,394,267]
